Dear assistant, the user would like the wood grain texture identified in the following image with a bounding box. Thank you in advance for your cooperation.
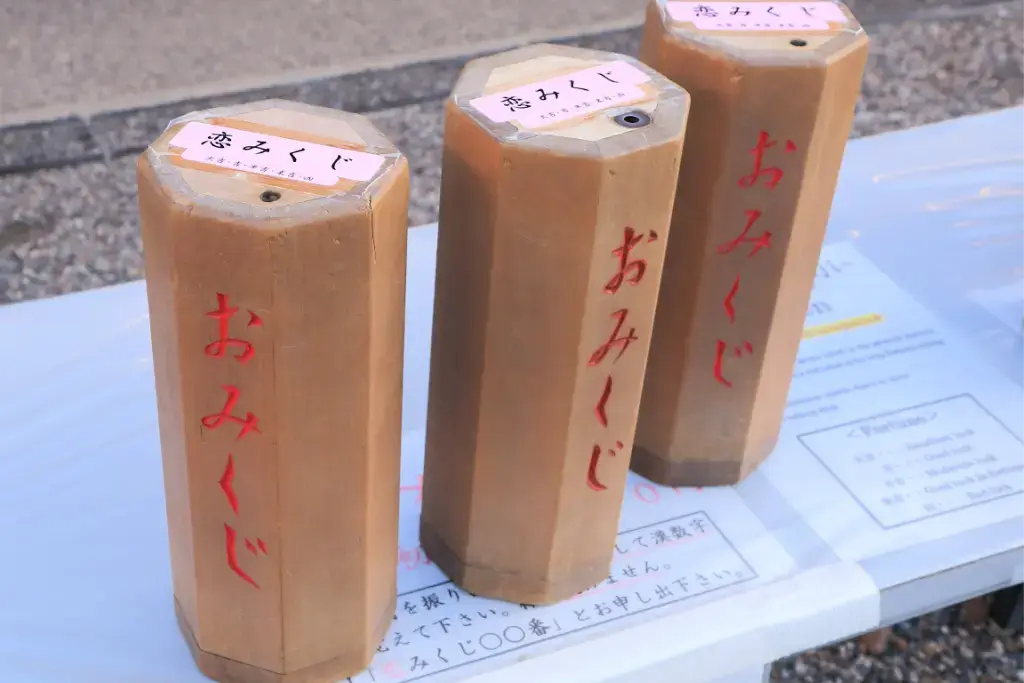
[634,0,870,486]
[139,99,407,682]
[421,44,689,604]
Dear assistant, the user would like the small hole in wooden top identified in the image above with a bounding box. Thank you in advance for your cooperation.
[614,110,651,129]
[260,190,282,203]
[790,39,808,47]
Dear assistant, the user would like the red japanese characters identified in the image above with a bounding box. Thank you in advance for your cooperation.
[711,132,795,389]
[138,100,408,683]
[200,294,268,589]
[203,292,261,362]
[420,43,689,605]
[634,0,869,485]
[586,227,661,491]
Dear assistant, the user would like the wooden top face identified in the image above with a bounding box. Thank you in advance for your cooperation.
[452,45,687,144]
[148,100,402,208]
[656,0,863,55]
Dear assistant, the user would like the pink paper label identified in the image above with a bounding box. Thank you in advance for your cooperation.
[167,121,385,185]
[667,2,847,30]
[469,60,652,129]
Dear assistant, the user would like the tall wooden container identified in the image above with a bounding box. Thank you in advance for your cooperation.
[421,44,689,604]
[138,100,408,682]
[635,0,869,486]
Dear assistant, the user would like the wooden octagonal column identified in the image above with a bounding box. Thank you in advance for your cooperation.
[421,44,689,604]
[634,0,869,486]
[138,99,408,682]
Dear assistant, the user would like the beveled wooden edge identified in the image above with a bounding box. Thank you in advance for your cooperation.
[163,99,399,155]
[174,595,395,683]
[630,440,777,487]
[649,0,867,66]
[448,43,690,156]
[141,99,407,221]
[419,519,607,606]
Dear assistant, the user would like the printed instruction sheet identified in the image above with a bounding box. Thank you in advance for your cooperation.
[762,242,1023,562]
[352,430,799,682]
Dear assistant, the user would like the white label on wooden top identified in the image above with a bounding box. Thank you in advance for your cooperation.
[469,60,652,129]
[667,2,847,31]
[167,121,385,185]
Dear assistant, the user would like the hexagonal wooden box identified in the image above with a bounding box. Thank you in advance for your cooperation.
[138,100,408,682]
[634,0,869,486]
[421,44,689,604]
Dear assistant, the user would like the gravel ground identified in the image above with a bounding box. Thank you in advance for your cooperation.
[776,604,1024,683]
[1,3,1022,303]
[0,2,1022,681]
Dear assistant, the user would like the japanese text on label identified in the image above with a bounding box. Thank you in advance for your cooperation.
[470,61,651,129]
[667,2,847,31]
[168,121,385,185]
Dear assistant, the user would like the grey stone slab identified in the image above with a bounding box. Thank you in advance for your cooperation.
[0,0,647,119]
[293,58,472,113]
[0,118,101,175]
[82,27,639,163]
[0,0,1000,122]
[88,86,301,159]
[2,4,1022,305]
[8,0,1017,173]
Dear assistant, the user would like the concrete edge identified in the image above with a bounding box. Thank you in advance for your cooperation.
[0,0,1020,179]
[0,20,648,177]
[0,15,645,129]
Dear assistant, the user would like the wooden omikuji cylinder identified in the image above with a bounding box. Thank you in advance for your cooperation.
[138,100,408,682]
[633,0,869,486]
[421,44,689,604]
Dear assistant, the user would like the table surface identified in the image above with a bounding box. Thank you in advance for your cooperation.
[1,107,1021,683]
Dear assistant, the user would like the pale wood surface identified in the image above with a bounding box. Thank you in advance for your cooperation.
[633,0,869,486]
[421,44,689,604]
[139,99,407,682]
